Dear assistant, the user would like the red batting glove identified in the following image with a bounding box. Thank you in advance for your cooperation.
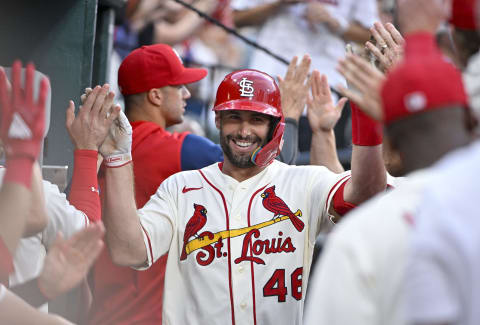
[0,61,49,188]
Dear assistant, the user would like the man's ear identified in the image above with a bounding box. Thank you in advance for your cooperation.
[146,88,163,106]
[215,111,221,130]
[383,133,404,177]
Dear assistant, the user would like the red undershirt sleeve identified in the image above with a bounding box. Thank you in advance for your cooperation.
[68,150,101,222]
[331,181,357,216]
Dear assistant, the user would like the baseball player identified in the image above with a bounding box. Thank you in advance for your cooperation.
[405,140,480,325]
[89,45,307,325]
[303,5,475,323]
[101,61,386,324]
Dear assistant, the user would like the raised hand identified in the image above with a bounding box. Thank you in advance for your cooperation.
[366,22,405,72]
[336,54,385,121]
[81,87,132,167]
[278,55,311,122]
[99,109,132,168]
[0,61,49,160]
[37,222,105,300]
[307,70,347,133]
[65,84,120,151]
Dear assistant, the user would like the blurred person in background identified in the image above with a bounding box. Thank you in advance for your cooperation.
[305,1,478,324]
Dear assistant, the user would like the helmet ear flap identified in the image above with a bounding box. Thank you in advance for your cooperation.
[251,117,285,167]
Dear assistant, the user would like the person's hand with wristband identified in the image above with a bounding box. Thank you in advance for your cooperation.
[0,61,49,189]
[0,61,49,277]
[81,87,132,168]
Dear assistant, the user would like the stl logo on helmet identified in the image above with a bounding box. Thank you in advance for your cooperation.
[239,77,254,97]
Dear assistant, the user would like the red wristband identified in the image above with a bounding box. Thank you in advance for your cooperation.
[4,157,34,189]
[351,101,383,146]
[68,150,101,222]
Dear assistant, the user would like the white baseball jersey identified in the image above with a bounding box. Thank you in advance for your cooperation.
[0,168,88,310]
[137,160,350,325]
[406,141,480,325]
[304,169,434,325]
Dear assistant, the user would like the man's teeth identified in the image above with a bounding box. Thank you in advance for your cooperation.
[234,140,253,147]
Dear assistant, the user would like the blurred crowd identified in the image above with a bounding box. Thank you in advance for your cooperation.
[1,0,480,324]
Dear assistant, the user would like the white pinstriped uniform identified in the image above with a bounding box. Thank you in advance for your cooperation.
[136,160,350,325]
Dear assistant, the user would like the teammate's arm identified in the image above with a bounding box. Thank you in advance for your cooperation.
[103,163,148,267]
[0,62,48,255]
[22,162,48,237]
[342,140,386,205]
[66,85,120,222]
[307,70,346,173]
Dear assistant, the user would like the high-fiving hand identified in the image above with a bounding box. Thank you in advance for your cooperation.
[278,55,311,122]
[81,87,132,167]
[65,84,120,151]
[0,61,49,161]
[307,70,347,133]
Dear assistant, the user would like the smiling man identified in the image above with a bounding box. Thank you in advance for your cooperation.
[101,66,386,324]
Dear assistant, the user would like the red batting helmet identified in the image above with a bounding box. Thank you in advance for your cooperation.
[213,69,285,167]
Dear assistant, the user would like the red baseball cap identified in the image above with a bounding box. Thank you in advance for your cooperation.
[118,44,207,95]
[450,0,476,30]
[381,56,468,125]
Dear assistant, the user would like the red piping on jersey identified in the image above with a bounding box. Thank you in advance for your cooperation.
[140,224,154,266]
[198,170,235,325]
[324,175,351,212]
[247,184,268,325]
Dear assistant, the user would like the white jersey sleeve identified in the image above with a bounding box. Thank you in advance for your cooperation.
[41,180,89,249]
[136,176,177,269]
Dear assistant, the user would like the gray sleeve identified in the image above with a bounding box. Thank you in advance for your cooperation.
[276,118,298,165]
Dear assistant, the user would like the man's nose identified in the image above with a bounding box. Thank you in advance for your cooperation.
[238,121,252,138]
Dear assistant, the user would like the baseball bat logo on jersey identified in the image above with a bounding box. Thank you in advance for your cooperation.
[180,186,304,265]
[261,186,304,232]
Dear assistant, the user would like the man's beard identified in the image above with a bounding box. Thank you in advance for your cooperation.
[220,131,267,168]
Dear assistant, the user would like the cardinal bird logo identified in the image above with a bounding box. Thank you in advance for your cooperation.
[180,204,208,260]
[261,185,304,232]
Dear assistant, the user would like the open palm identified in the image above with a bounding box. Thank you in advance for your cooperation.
[307,71,347,132]
[38,222,104,299]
